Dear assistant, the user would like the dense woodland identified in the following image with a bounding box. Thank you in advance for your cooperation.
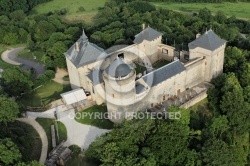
[0,0,52,15]
[0,0,250,165]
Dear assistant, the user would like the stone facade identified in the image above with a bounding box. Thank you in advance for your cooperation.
[64,27,226,123]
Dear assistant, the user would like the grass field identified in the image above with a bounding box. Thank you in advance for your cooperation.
[31,0,108,23]
[153,2,250,20]
[76,105,114,129]
[21,81,71,107]
[36,118,67,153]
[153,60,170,69]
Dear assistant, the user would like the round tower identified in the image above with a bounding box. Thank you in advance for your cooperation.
[103,57,136,123]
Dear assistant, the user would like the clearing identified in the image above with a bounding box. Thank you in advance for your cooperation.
[153,2,250,20]
[21,80,71,107]
[31,0,108,23]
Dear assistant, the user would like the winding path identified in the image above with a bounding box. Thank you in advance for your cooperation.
[1,47,45,75]
[17,118,48,164]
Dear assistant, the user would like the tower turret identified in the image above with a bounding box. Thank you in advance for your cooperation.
[103,57,136,122]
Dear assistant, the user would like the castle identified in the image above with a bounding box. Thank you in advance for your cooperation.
[64,26,226,123]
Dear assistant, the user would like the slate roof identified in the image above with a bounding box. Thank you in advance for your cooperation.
[142,60,186,87]
[87,69,103,85]
[64,31,107,68]
[105,45,128,54]
[136,83,146,94]
[106,58,132,78]
[188,30,226,51]
[134,27,163,44]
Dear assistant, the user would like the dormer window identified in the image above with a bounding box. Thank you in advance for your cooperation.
[118,53,124,59]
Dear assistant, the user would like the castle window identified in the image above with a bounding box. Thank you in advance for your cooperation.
[184,54,189,61]
[151,103,153,107]
[162,49,168,54]
[118,53,124,59]
[163,96,166,101]
[112,94,114,98]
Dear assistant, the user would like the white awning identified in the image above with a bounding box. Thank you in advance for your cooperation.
[61,88,87,105]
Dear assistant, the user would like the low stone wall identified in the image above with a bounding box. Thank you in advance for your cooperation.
[180,91,207,109]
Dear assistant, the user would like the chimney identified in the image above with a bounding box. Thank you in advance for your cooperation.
[75,42,80,52]
[196,33,201,39]
[142,23,145,30]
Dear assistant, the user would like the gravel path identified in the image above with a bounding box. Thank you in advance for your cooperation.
[17,118,48,164]
[53,68,70,85]
[27,105,110,150]
[1,47,45,75]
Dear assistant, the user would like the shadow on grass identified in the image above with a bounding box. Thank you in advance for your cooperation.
[76,105,114,129]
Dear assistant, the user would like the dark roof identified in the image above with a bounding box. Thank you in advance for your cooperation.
[87,69,103,85]
[105,45,128,54]
[188,30,226,51]
[64,31,107,68]
[134,27,163,44]
[142,60,185,87]
[136,83,146,94]
[106,58,132,78]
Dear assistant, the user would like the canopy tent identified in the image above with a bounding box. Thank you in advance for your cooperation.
[61,89,87,106]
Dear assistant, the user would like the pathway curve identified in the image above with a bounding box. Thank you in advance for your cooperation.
[17,118,48,164]
[27,105,110,150]
[1,47,45,75]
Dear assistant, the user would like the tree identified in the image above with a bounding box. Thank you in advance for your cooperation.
[44,70,55,80]
[47,41,67,68]
[198,8,212,22]
[86,108,199,165]
[0,138,22,165]
[3,33,18,45]
[237,62,250,87]
[219,73,250,135]
[0,67,33,97]
[0,96,19,125]
[17,161,44,166]
[202,138,243,166]
[215,11,227,24]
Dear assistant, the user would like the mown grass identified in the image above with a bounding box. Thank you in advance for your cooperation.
[21,80,71,107]
[76,105,114,129]
[153,2,250,20]
[31,0,108,23]
[36,118,67,153]
[189,98,209,112]
[153,59,170,69]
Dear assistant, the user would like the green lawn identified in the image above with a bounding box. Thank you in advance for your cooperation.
[189,98,209,112]
[152,2,250,20]
[76,105,114,129]
[36,118,67,153]
[21,80,71,107]
[18,49,45,64]
[153,60,170,69]
[134,63,147,74]
[31,0,108,22]
[63,75,70,81]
